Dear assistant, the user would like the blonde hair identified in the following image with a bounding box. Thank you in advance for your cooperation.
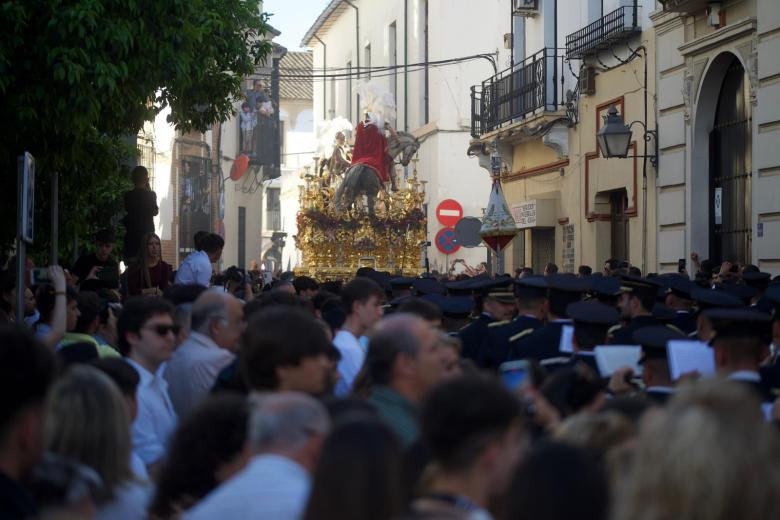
[136,232,162,289]
[612,380,780,520]
[45,366,133,502]
[555,411,634,456]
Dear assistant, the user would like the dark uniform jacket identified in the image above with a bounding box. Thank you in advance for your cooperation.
[609,315,659,344]
[457,313,495,364]
[508,320,572,362]
[671,311,697,336]
[480,315,543,370]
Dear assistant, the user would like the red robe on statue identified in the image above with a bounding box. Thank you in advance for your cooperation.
[351,122,390,183]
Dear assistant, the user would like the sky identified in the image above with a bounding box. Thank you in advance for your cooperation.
[263,0,332,51]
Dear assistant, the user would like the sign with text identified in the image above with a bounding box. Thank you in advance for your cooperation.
[511,200,537,228]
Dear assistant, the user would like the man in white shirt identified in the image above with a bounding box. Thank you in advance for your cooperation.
[165,291,243,416]
[184,392,330,520]
[332,277,385,396]
[175,233,225,287]
[117,297,179,473]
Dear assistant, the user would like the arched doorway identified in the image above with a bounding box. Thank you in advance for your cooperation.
[709,56,752,265]
[691,52,753,266]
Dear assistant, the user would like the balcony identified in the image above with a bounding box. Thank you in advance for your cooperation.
[565,4,640,60]
[470,48,574,139]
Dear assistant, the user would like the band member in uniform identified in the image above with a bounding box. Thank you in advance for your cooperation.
[457,278,516,365]
[609,276,662,344]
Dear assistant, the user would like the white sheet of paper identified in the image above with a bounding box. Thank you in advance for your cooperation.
[667,340,715,380]
[594,345,642,377]
[559,325,574,353]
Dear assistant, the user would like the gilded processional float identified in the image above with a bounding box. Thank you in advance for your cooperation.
[295,82,427,280]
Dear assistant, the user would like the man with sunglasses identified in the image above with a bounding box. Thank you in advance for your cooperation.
[117,297,179,475]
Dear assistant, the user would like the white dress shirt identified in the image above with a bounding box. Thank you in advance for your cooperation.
[95,480,152,520]
[175,250,212,287]
[183,454,310,520]
[165,331,235,417]
[333,329,365,397]
[126,358,178,465]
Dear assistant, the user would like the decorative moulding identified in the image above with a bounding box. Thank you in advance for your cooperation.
[678,18,756,57]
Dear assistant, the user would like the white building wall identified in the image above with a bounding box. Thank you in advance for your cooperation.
[308,0,510,272]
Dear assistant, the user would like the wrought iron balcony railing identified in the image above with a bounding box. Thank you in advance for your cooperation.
[565,4,640,60]
[470,48,574,138]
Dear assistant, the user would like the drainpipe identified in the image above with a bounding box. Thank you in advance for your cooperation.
[312,35,327,120]
[404,0,408,131]
[344,1,360,112]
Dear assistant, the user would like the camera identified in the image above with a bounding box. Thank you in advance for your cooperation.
[30,268,50,286]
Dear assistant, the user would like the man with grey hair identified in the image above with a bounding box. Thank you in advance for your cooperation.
[165,291,244,415]
[366,313,447,446]
[184,392,330,520]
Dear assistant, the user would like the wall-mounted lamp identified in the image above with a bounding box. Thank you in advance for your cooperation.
[596,106,659,169]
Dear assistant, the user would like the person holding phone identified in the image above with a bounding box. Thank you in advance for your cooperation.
[71,229,119,290]
[123,166,159,262]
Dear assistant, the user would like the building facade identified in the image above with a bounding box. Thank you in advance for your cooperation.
[301,0,509,274]
[470,0,658,274]
[652,0,780,275]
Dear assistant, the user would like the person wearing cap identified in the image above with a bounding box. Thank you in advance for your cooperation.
[508,275,587,362]
[609,276,661,345]
[457,279,516,364]
[389,277,415,300]
[705,308,775,404]
[664,277,697,335]
[742,271,773,312]
[759,284,780,395]
[421,294,474,334]
[633,326,687,405]
[690,288,743,342]
[563,301,620,375]
[480,277,547,370]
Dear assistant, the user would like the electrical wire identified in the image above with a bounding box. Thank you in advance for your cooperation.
[256,53,498,83]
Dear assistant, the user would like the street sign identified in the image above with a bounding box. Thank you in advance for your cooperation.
[454,217,483,248]
[435,227,461,254]
[436,199,463,227]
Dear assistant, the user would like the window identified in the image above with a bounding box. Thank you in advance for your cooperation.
[266,188,281,231]
[531,228,555,274]
[238,206,246,269]
[346,61,353,122]
[389,23,397,103]
[610,190,629,262]
[365,44,372,79]
[279,120,285,166]
[512,231,526,271]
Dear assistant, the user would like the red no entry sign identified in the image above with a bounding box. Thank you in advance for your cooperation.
[436,199,463,227]
[435,227,461,254]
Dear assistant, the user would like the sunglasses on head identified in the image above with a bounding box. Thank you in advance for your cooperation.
[146,324,181,336]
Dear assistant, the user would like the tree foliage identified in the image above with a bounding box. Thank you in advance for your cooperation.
[0,0,272,262]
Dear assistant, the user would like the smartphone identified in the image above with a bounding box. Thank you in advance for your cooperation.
[499,360,530,392]
[30,267,50,286]
[678,258,686,272]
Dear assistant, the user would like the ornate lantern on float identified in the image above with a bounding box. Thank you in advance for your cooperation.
[479,143,518,275]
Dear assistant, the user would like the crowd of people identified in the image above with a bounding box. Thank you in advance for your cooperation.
[1,229,780,519]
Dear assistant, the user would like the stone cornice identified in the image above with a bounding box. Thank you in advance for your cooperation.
[678,18,757,56]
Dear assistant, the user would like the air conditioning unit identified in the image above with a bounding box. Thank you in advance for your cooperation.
[579,66,596,96]
[513,0,539,17]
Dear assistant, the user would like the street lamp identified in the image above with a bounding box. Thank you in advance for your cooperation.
[596,105,658,168]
